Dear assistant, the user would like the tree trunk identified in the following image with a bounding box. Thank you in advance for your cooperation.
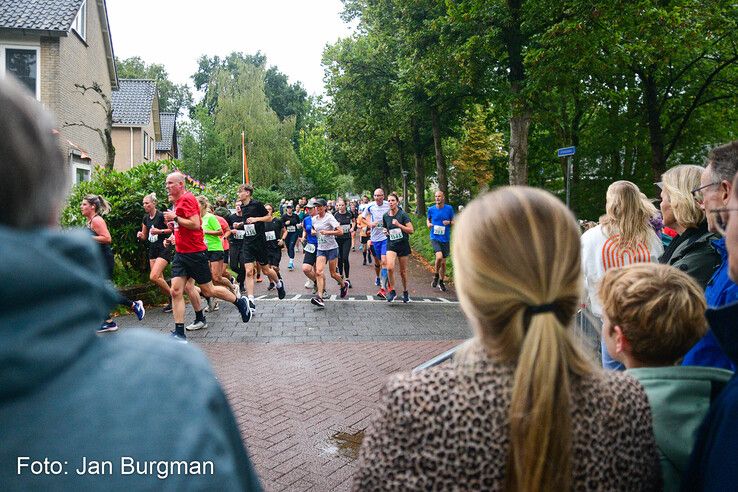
[508,112,530,185]
[505,0,530,185]
[412,119,427,217]
[430,106,448,198]
[642,71,666,180]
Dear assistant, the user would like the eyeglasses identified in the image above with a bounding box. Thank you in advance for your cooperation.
[692,181,721,202]
[709,207,738,235]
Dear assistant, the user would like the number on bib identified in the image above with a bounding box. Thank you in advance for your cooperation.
[265,230,277,241]
[244,224,256,236]
[233,230,245,240]
[148,233,158,243]
[433,225,446,236]
[389,228,403,241]
[342,224,351,234]
[304,243,316,253]
[287,226,296,233]
[318,235,329,245]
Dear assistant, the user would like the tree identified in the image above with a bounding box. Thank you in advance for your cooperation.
[62,82,115,169]
[116,56,193,114]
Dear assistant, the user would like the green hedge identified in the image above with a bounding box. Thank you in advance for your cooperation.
[408,216,453,279]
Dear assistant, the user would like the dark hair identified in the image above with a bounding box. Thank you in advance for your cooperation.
[388,192,400,202]
[708,141,738,183]
[84,194,111,215]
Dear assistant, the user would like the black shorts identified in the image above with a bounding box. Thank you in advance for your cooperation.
[361,236,369,244]
[148,242,172,262]
[242,240,268,265]
[267,248,281,267]
[303,248,317,266]
[388,241,411,257]
[431,239,450,258]
[207,250,225,262]
[172,251,212,284]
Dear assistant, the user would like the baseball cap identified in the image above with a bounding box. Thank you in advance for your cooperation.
[314,198,328,207]
[306,198,317,208]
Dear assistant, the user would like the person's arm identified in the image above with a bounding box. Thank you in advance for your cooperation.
[178,213,202,230]
[137,221,148,241]
[396,215,414,234]
[426,209,433,228]
[90,216,112,244]
[203,216,223,236]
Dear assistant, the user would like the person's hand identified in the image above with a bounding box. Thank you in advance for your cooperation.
[392,219,400,227]
[233,222,243,229]
[136,231,144,240]
[163,210,176,221]
[278,239,284,247]
[150,227,161,235]
[442,220,450,226]
[246,217,256,224]
[382,228,388,236]
[318,230,327,236]
[312,229,317,236]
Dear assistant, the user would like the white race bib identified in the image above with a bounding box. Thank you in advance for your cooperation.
[433,225,446,236]
[265,230,276,241]
[304,243,316,253]
[318,235,329,245]
[341,224,351,234]
[233,230,245,240]
[287,226,296,233]
[148,233,158,243]
[244,224,256,237]
[389,228,403,241]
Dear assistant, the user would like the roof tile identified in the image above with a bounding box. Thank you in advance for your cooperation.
[0,0,84,32]
[111,79,156,126]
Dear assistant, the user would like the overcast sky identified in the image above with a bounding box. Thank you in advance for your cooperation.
[106,0,355,96]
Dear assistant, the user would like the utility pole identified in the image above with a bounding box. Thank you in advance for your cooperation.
[401,170,409,211]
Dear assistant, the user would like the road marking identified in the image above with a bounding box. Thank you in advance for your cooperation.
[291,294,301,300]
[330,295,337,301]
[438,297,453,303]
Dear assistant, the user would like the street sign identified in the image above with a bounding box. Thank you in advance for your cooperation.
[557,146,576,157]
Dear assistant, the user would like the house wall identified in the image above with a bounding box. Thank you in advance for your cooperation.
[112,118,156,171]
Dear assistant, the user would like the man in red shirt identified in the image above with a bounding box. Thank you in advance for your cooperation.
[163,172,251,342]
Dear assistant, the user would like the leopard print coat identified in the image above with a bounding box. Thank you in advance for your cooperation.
[353,344,661,491]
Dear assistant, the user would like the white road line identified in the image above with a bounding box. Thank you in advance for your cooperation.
[438,297,453,303]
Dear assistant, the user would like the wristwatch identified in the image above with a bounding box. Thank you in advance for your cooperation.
[173,216,179,223]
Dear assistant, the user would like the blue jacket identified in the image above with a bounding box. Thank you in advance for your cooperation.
[683,301,738,490]
[682,238,738,370]
[0,226,261,490]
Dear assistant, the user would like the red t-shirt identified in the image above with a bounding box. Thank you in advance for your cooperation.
[174,192,206,253]
[216,215,230,251]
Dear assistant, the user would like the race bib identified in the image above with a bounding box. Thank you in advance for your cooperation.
[244,224,256,237]
[318,235,329,245]
[233,230,245,240]
[148,232,158,243]
[389,228,403,241]
[304,243,316,253]
[265,230,277,241]
[341,224,351,234]
[433,225,446,236]
[287,226,296,233]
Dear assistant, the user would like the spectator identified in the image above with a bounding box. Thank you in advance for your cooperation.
[683,165,738,490]
[581,180,664,370]
[353,187,661,491]
[657,165,720,288]
[599,263,732,491]
[0,77,261,489]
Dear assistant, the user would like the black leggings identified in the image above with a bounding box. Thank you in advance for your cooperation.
[229,243,245,284]
[337,239,351,278]
[286,232,300,260]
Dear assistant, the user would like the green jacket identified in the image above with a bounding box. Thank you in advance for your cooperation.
[628,366,732,491]
[0,226,261,491]
[659,220,720,289]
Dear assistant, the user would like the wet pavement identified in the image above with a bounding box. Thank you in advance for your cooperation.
[113,248,469,491]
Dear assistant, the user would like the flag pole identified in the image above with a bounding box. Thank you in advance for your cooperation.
[241,131,246,184]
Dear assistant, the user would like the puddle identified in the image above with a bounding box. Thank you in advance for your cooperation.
[319,430,365,461]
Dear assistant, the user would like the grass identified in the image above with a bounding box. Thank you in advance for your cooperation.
[409,216,453,279]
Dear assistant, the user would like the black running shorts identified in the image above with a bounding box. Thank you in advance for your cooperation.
[172,251,212,284]
[242,240,268,265]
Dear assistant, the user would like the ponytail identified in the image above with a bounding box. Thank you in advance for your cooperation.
[144,192,158,205]
[84,194,111,215]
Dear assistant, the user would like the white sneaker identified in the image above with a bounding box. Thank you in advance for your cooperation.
[304,280,314,289]
[186,320,208,331]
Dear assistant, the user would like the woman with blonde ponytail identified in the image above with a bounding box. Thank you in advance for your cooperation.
[352,187,661,491]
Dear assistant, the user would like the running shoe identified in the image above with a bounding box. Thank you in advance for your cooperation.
[431,275,439,288]
[97,321,118,333]
[305,279,314,289]
[235,296,252,323]
[310,296,325,308]
[288,260,294,271]
[186,320,208,331]
[277,281,286,300]
[340,281,349,298]
[132,300,145,321]
[268,281,276,291]
[359,244,363,252]
[439,280,447,292]
[170,330,188,343]
[248,299,256,311]
[162,302,173,313]
[402,291,410,303]
[375,277,381,287]
[376,288,386,300]
[212,300,220,311]
[362,259,367,266]
[386,289,397,303]
[346,279,352,289]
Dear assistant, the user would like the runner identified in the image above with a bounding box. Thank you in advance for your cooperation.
[263,203,285,290]
[333,197,355,287]
[163,172,251,343]
[214,207,234,287]
[301,200,318,292]
[383,192,414,303]
[363,188,391,298]
[281,203,301,271]
[136,192,173,312]
[350,200,360,251]
[227,201,246,294]
[199,196,235,313]
[234,183,286,311]
[81,195,145,332]
[310,198,350,308]
[357,211,372,265]
[427,189,455,291]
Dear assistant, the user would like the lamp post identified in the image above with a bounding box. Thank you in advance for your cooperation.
[401,170,409,211]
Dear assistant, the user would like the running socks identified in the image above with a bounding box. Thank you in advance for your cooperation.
[175,323,185,336]
[195,309,205,322]
[380,268,388,289]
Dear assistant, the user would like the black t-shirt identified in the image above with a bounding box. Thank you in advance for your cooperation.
[334,211,354,240]
[281,213,300,234]
[142,210,170,246]
[264,218,283,249]
[227,213,244,243]
[383,209,412,247]
[239,199,268,243]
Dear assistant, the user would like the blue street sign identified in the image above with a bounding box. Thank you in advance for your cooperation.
[557,146,576,157]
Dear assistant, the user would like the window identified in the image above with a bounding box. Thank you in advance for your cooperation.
[71,155,92,184]
[1,46,39,99]
[143,131,149,160]
[72,0,87,40]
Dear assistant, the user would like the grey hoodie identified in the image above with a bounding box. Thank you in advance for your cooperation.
[0,226,261,490]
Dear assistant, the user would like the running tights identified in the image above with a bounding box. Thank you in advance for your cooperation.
[286,232,299,260]
[337,239,351,279]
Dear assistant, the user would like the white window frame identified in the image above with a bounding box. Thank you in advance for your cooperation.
[143,130,150,161]
[71,0,87,41]
[71,155,92,184]
[0,43,40,100]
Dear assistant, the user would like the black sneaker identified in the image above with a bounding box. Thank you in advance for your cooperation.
[277,281,286,300]
[310,296,325,308]
[97,321,118,333]
[439,280,447,292]
[386,289,397,302]
[431,275,439,288]
[362,259,367,266]
[248,299,256,311]
[402,291,410,303]
[162,302,173,313]
[235,297,252,323]
[340,281,349,298]
[169,330,188,343]
[267,282,276,291]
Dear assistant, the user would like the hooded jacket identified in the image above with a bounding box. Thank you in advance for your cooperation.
[627,366,732,491]
[683,301,738,491]
[658,220,720,289]
[0,226,260,490]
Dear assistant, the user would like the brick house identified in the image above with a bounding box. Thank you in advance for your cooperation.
[110,79,161,171]
[0,0,118,184]
[155,111,179,161]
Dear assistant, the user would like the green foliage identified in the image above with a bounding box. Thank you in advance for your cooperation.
[297,125,338,196]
